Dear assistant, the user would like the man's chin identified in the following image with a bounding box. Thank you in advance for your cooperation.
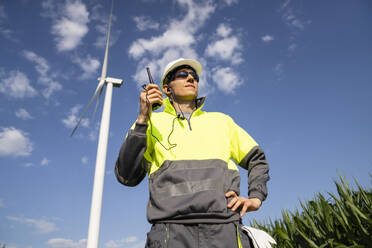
[179,94,197,101]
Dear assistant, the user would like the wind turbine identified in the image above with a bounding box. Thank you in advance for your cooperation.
[71,1,122,247]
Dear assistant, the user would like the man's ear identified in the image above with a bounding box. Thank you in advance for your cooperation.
[163,85,171,96]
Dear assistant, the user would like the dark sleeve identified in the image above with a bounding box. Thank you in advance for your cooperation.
[239,146,270,202]
[115,123,151,187]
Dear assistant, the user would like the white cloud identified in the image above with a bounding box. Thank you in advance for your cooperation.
[274,63,284,80]
[223,0,239,6]
[23,50,50,76]
[50,0,90,51]
[16,108,33,120]
[216,23,232,37]
[211,67,242,94]
[42,81,63,99]
[41,0,58,18]
[47,238,86,248]
[88,130,97,141]
[124,237,137,243]
[274,63,283,73]
[0,5,6,20]
[90,4,108,48]
[105,236,141,248]
[288,43,297,51]
[62,105,89,129]
[23,50,62,99]
[280,0,291,10]
[72,54,100,79]
[280,1,309,31]
[81,156,88,165]
[0,198,4,207]
[129,0,215,59]
[0,127,33,157]
[24,162,34,167]
[0,70,37,98]
[88,122,100,141]
[133,16,160,31]
[205,37,242,64]
[279,1,310,57]
[128,0,215,93]
[7,216,57,234]
[5,245,17,248]
[262,35,274,43]
[41,157,50,166]
[128,241,146,248]
[285,13,305,30]
[129,29,195,59]
[93,26,107,48]
[0,4,15,40]
[205,24,243,64]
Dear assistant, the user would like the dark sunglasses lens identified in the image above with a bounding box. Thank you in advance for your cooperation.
[175,71,188,78]
[190,72,199,81]
[175,71,199,81]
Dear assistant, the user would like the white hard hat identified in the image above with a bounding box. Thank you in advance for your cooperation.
[160,58,202,88]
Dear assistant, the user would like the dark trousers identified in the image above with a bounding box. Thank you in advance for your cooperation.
[145,221,253,248]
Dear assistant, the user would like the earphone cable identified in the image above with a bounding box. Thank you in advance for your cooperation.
[168,86,186,120]
[142,85,177,151]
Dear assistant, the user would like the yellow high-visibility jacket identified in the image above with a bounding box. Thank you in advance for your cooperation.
[115,97,269,224]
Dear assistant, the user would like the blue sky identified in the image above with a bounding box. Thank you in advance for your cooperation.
[1,0,371,247]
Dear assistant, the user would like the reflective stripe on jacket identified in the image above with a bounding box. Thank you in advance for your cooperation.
[115,97,269,224]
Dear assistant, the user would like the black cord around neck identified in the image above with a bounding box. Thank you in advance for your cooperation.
[172,96,186,120]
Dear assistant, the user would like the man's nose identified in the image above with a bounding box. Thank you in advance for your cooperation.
[186,73,195,83]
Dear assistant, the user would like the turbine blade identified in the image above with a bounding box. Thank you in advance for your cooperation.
[100,0,114,80]
[92,0,113,120]
[70,80,105,136]
[92,84,104,121]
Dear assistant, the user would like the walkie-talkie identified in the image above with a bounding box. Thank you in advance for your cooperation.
[146,67,161,110]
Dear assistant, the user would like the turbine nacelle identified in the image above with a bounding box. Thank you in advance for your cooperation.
[98,77,123,87]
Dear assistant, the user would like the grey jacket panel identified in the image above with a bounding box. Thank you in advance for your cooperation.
[239,146,270,201]
[115,123,150,187]
[147,159,241,224]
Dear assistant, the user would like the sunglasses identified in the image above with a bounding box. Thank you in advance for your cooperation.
[173,71,199,82]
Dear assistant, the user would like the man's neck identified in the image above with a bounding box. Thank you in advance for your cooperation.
[172,98,196,113]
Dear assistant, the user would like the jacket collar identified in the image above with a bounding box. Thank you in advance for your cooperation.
[163,96,206,117]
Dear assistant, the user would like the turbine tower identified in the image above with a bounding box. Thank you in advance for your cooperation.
[71,1,122,247]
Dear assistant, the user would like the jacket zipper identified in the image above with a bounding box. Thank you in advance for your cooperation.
[187,118,192,131]
[171,100,199,131]
[172,107,194,131]
[186,108,197,131]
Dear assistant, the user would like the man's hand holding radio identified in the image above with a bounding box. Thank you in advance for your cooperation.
[137,84,163,124]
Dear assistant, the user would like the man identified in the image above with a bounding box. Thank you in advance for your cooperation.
[115,58,270,248]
